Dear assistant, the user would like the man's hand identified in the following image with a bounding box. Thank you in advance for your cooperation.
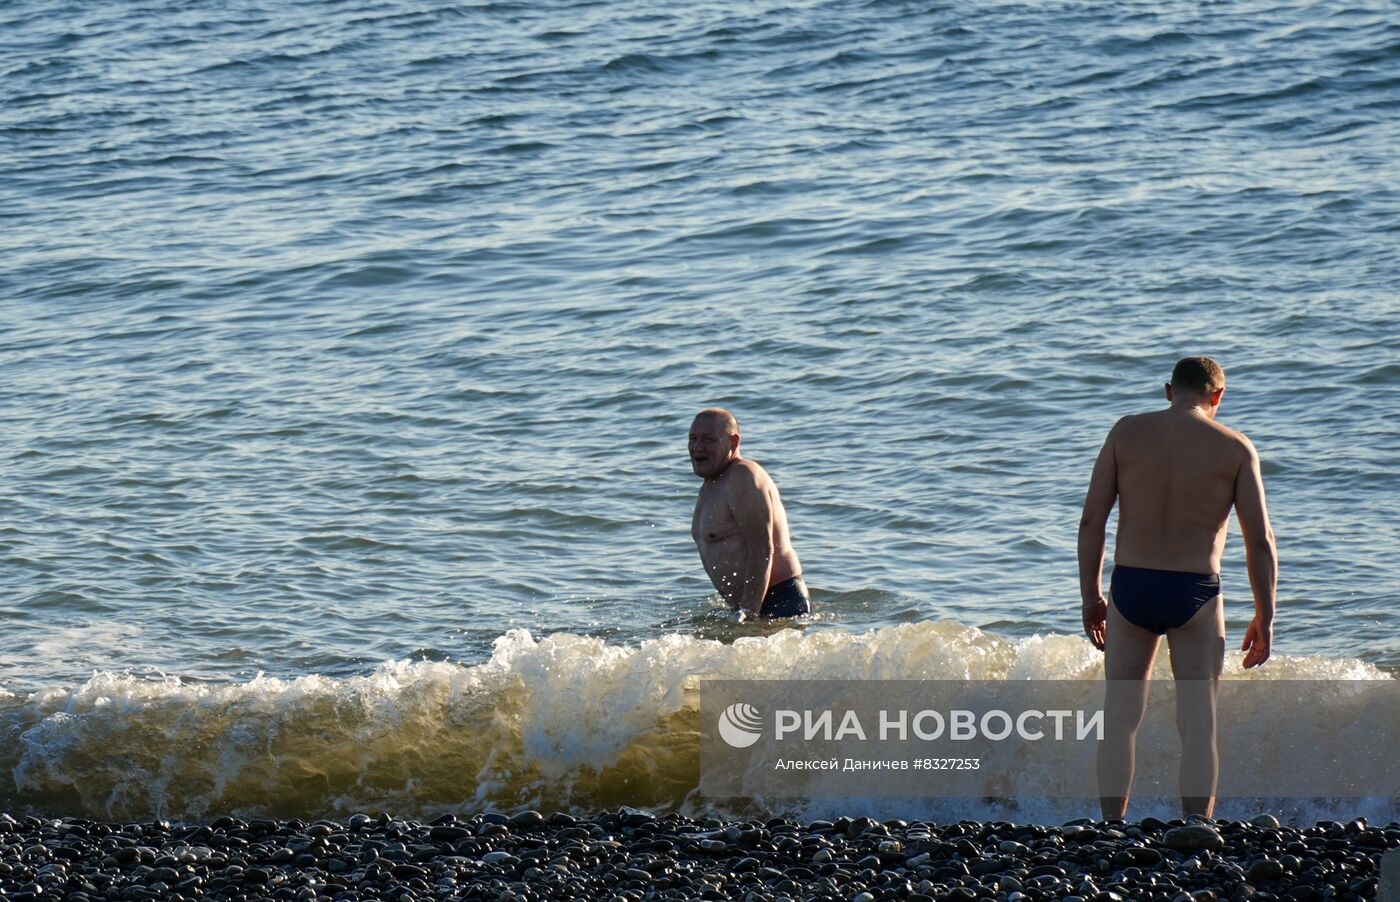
[1082,595,1107,651]
[1241,616,1272,668]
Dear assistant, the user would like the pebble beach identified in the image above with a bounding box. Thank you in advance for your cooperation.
[0,810,1388,902]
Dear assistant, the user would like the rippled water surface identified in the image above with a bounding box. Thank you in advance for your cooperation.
[4,0,1399,698]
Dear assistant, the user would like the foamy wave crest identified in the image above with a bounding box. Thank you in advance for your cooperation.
[0,622,1387,821]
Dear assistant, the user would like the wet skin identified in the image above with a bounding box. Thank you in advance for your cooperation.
[689,415,802,618]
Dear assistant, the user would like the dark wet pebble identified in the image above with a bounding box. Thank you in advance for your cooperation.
[1248,858,1286,882]
[1165,825,1226,852]
[1,811,1398,902]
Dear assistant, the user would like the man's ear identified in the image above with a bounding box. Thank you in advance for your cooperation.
[730,434,741,453]
[1209,387,1224,407]
[1165,383,1174,402]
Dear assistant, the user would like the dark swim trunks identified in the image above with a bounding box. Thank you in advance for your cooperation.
[1110,564,1221,635]
[760,576,811,618]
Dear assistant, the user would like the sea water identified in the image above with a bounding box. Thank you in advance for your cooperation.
[2,0,1397,820]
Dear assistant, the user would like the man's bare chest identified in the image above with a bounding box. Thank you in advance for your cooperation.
[693,488,738,543]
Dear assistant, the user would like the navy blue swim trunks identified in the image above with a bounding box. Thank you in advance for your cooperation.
[759,576,811,618]
[1110,564,1220,635]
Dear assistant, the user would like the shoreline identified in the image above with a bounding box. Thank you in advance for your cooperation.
[0,810,1389,901]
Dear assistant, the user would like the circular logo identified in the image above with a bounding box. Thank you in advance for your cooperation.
[718,702,763,748]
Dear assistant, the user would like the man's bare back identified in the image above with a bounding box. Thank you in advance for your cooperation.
[1078,356,1278,819]
[1110,407,1253,574]
[689,409,806,619]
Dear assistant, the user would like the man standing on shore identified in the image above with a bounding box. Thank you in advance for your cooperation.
[1078,356,1277,819]
[689,408,810,619]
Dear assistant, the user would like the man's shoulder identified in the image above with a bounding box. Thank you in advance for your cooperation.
[1215,422,1258,458]
[1106,411,1152,439]
[1186,417,1260,466]
[726,458,769,482]
[720,459,773,494]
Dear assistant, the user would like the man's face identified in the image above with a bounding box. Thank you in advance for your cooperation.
[689,416,737,478]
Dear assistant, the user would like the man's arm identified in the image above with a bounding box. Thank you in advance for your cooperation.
[1078,423,1121,651]
[1234,437,1277,668]
[727,466,775,619]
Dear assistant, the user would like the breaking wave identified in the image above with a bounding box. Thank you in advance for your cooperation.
[1,623,1388,822]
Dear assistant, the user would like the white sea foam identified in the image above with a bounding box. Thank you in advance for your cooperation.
[0,622,1388,822]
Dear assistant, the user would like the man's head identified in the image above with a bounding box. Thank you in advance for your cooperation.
[1166,356,1226,415]
[689,407,740,478]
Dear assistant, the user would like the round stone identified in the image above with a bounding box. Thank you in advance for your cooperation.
[1164,826,1225,853]
[1247,859,1286,882]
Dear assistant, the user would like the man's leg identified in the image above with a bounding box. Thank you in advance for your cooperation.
[1098,601,1161,820]
[1166,596,1225,818]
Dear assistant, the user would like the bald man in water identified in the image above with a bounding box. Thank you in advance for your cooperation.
[1079,356,1278,819]
[689,408,809,619]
